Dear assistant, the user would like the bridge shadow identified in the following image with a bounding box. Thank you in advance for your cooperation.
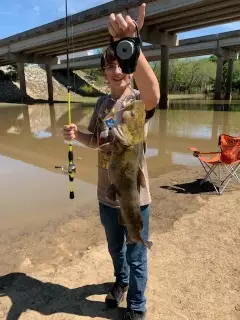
[52,69,105,97]
[0,80,78,105]
[0,80,34,104]
[0,273,124,320]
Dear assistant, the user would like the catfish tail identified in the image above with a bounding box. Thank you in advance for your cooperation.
[127,234,153,250]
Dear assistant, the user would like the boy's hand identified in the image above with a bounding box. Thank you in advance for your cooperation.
[108,3,146,41]
[63,123,78,141]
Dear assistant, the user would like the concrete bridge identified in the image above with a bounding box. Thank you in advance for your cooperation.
[0,0,239,107]
[54,29,240,102]
[56,30,240,66]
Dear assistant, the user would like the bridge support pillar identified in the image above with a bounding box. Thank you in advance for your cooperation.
[22,105,31,135]
[214,57,223,100]
[49,104,57,136]
[159,45,169,109]
[141,28,178,109]
[214,47,238,101]
[225,53,239,101]
[225,59,234,101]
[46,64,54,105]
[16,62,26,94]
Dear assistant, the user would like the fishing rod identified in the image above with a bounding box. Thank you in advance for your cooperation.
[55,0,76,199]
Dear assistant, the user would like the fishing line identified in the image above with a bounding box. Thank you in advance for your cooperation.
[70,14,76,95]
[54,3,139,197]
[66,0,75,199]
[55,0,76,199]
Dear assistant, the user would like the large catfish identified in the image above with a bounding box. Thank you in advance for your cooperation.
[102,99,153,250]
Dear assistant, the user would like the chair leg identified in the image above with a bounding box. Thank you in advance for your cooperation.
[218,165,222,194]
[199,162,220,194]
[200,162,216,185]
[230,164,240,183]
[196,156,240,195]
[219,163,240,194]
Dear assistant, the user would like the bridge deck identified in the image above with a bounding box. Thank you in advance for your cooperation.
[52,30,240,70]
[0,0,240,66]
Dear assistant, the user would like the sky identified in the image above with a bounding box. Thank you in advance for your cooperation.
[0,0,240,41]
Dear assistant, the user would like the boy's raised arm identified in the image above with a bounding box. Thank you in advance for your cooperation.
[133,50,160,110]
[108,3,160,110]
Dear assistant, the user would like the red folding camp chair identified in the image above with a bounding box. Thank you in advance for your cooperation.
[189,134,240,194]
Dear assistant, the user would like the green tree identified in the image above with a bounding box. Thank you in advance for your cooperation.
[209,55,217,63]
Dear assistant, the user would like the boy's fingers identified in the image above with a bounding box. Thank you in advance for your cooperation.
[115,13,128,31]
[137,3,146,30]
[63,124,76,133]
[109,13,122,35]
[108,23,118,37]
[126,15,136,33]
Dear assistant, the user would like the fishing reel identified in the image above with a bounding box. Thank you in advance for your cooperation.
[55,156,81,176]
[55,163,76,175]
[110,22,142,74]
[54,157,80,199]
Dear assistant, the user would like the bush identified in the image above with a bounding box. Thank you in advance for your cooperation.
[0,65,19,82]
[81,84,94,94]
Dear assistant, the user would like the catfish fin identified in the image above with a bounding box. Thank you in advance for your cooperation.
[98,142,114,154]
[126,232,142,245]
[118,211,127,226]
[126,233,135,245]
[105,184,121,202]
[98,142,111,149]
[137,167,146,188]
[126,233,153,250]
[144,240,153,250]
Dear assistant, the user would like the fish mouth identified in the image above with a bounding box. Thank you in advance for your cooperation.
[103,109,121,121]
[103,105,127,121]
[103,99,141,121]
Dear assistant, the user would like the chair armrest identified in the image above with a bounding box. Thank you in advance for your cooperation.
[188,147,220,158]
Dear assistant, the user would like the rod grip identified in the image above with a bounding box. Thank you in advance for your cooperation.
[70,191,74,199]
[68,150,73,162]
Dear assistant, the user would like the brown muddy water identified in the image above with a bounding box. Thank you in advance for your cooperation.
[0,99,240,230]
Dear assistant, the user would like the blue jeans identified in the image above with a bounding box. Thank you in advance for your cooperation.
[99,202,150,313]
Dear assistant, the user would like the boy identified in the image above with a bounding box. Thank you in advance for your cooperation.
[63,4,160,319]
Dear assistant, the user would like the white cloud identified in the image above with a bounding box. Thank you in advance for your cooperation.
[33,5,40,16]
[0,4,23,17]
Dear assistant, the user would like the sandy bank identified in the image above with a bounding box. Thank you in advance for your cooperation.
[0,166,240,319]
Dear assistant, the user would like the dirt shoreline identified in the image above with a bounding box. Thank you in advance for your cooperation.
[0,166,240,319]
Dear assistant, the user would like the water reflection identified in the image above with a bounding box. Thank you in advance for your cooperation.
[0,153,97,231]
[0,99,240,230]
[0,99,240,184]
[0,102,98,187]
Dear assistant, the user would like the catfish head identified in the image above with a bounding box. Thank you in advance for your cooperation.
[103,100,146,147]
